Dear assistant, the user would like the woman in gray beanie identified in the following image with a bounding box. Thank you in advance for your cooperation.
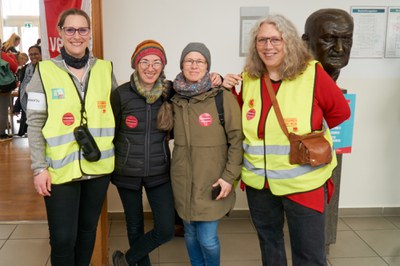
[170,42,243,266]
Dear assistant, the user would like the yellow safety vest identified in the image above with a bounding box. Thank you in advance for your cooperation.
[39,60,115,184]
[241,61,337,196]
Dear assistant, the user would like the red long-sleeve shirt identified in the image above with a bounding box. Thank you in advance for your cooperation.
[236,65,351,212]
[1,51,18,73]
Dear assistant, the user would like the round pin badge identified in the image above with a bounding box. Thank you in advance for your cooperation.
[198,113,213,127]
[246,108,256,120]
[125,115,138,128]
[62,113,75,126]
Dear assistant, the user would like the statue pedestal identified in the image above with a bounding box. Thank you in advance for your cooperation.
[325,154,342,254]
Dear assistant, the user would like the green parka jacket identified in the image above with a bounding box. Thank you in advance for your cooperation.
[171,87,243,221]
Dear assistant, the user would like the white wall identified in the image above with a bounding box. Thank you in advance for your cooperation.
[103,0,400,212]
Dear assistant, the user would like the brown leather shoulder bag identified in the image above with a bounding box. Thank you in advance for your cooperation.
[264,75,332,166]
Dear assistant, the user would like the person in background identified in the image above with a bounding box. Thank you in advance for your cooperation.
[171,42,242,266]
[26,8,118,265]
[14,45,42,137]
[0,39,18,142]
[111,40,223,266]
[16,52,29,80]
[2,33,21,54]
[223,14,350,265]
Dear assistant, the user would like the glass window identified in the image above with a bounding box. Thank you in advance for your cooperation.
[2,0,39,53]
[2,0,39,16]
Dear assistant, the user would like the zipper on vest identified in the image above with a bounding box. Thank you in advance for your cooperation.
[144,104,151,176]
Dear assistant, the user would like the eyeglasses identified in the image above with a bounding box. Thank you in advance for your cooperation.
[256,37,283,47]
[183,59,207,67]
[138,60,163,70]
[61,27,90,36]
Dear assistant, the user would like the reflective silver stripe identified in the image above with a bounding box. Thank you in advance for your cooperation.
[243,143,289,155]
[89,127,114,137]
[46,148,114,169]
[47,132,75,147]
[243,156,324,179]
[266,164,324,179]
[243,157,266,176]
[45,127,114,147]
[46,151,78,169]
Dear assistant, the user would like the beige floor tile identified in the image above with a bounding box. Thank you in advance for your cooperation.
[219,233,261,261]
[0,224,16,239]
[356,229,400,257]
[158,236,189,263]
[337,218,351,231]
[0,240,4,248]
[328,257,388,266]
[386,216,400,229]
[10,223,49,239]
[328,231,377,258]
[221,260,263,266]
[0,239,50,266]
[219,217,255,233]
[383,256,400,266]
[342,216,397,230]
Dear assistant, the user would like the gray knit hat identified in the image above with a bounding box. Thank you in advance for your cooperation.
[180,42,211,71]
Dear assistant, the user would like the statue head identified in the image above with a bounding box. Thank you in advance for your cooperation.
[302,8,354,81]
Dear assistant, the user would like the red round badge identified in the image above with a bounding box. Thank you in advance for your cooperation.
[125,115,138,128]
[62,113,75,126]
[246,108,256,120]
[199,113,213,127]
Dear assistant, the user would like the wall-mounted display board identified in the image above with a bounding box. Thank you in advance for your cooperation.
[385,7,400,58]
[350,7,387,58]
[239,6,269,57]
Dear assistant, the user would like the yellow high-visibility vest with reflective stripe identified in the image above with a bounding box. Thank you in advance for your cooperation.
[39,60,115,184]
[241,61,337,196]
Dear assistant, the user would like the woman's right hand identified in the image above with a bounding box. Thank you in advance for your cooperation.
[222,74,242,89]
[34,170,51,196]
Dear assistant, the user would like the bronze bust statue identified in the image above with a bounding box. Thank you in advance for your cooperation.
[302,8,354,82]
[302,8,354,253]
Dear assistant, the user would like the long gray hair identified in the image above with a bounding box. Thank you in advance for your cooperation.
[244,14,312,80]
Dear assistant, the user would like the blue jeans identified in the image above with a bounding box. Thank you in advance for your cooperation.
[246,186,326,266]
[118,182,175,266]
[44,175,110,266]
[183,220,220,266]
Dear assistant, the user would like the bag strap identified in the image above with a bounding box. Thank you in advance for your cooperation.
[264,75,290,138]
[215,89,225,128]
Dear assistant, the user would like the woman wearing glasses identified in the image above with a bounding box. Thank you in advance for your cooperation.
[223,14,350,265]
[26,8,118,265]
[111,40,224,266]
[170,42,243,266]
[110,40,176,266]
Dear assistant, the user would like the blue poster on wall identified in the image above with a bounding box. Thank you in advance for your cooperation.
[330,94,356,154]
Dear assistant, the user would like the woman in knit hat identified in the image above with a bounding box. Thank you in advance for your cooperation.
[111,39,175,266]
[111,40,223,265]
[170,42,243,266]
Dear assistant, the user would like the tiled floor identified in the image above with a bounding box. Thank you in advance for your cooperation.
[0,215,399,266]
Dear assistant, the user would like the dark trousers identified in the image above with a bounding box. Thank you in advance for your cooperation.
[44,175,110,266]
[246,186,326,266]
[17,110,27,136]
[117,181,175,266]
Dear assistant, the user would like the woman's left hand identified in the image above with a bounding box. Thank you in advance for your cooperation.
[210,72,222,87]
[212,178,233,201]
